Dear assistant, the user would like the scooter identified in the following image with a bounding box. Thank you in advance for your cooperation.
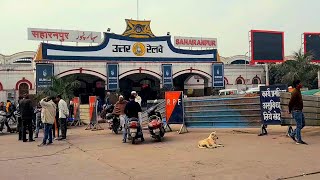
[127,117,144,144]
[105,105,122,134]
[106,113,122,134]
[147,106,165,142]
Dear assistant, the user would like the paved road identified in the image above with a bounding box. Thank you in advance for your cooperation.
[0,125,320,180]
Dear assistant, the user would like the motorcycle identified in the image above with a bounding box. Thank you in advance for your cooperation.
[105,105,122,134]
[127,117,144,144]
[147,106,165,142]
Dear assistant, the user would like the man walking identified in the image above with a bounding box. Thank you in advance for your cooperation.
[39,96,56,146]
[20,94,34,142]
[56,95,69,140]
[288,80,307,145]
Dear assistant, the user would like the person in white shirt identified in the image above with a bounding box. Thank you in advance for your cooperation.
[131,91,142,124]
[56,95,69,140]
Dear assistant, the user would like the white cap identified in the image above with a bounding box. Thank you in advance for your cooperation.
[131,91,137,94]
[119,95,124,98]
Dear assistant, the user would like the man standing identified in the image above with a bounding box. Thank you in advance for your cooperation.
[39,96,56,146]
[112,95,128,143]
[56,95,69,140]
[288,80,307,145]
[16,97,23,140]
[20,94,34,142]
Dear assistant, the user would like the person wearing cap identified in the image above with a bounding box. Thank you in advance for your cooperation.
[131,91,142,106]
[112,95,128,142]
[131,91,142,124]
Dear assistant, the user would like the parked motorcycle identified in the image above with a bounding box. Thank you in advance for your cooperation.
[105,105,122,134]
[147,106,165,142]
[127,117,144,144]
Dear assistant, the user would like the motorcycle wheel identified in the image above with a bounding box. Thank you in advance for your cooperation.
[132,138,136,144]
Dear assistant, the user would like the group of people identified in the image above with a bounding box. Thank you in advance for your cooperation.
[0,94,70,147]
[109,91,144,143]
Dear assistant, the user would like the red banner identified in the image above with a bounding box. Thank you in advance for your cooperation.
[89,96,97,122]
[165,91,184,124]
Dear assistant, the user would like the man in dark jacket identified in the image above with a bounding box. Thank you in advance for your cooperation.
[288,80,306,145]
[16,97,23,140]
[20,94,34,142]
[124,95,144,143]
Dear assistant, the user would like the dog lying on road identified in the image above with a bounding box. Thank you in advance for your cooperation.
[198,132,224,149]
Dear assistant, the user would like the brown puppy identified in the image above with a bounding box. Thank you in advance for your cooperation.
[198,132,224,149]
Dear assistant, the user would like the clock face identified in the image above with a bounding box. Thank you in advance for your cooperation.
[134,25,143,33]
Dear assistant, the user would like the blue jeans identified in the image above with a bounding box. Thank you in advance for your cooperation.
[43,123,53,144]
[291,111,305,142]
[35,118,41,137]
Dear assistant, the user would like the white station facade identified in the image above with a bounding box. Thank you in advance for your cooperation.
[0,20,267,103]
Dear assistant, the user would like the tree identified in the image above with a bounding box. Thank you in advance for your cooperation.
[36,75,81,103]
[269,49,319,89]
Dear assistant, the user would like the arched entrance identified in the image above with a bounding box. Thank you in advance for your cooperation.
[19,83,29,96]
[119,73,161,106]
[62,73,105,104]
[173,73,210,97]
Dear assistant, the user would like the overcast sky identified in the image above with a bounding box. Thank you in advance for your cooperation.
[0,0,319,56]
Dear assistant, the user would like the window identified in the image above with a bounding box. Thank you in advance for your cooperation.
[252,76,261,84]
[236,79,243,84]
[18,83,29,96]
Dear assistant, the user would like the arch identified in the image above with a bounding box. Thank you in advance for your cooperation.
[252,75,261,84]
[172,68,211,80]
[224,77,229,85]
[0,82,3,91]
[56,68,107,80]
[19,83,29,96]
[15,78,33,90]
[119,68,162,80]
[235,76,245,85]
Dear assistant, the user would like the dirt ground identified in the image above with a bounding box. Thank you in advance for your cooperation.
[0,124,320,180]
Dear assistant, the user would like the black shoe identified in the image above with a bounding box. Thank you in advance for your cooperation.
[34,136,38,138]
[46,142,53,145]
[58,137,66,141]
[38,143,46,147]
[289,133,296,142]
[23,139,28,142]
[296,141,308,145]
[29,139,35,142]
[122,139,126,143]
[141,137,145,142]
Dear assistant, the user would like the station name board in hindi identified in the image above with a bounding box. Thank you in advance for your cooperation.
[112,44,164,54]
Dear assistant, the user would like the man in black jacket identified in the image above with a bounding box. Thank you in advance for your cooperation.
[20,94,34,142]
[124,95,144,143]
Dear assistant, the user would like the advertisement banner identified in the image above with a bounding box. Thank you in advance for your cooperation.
[73,97,80,121]
[28,28,102,43]
[260,85,287,125]
[107,64,119,90]
[36,63,54,91]
[162,64,173,89]
[212,63,224,87]
[89,96,97,123]
[165,91,184,124]
[174,36,217,48]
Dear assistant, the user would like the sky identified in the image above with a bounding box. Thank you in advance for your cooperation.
[0,0,319,57]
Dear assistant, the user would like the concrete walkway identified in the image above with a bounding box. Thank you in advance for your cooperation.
[0,125,320,180]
